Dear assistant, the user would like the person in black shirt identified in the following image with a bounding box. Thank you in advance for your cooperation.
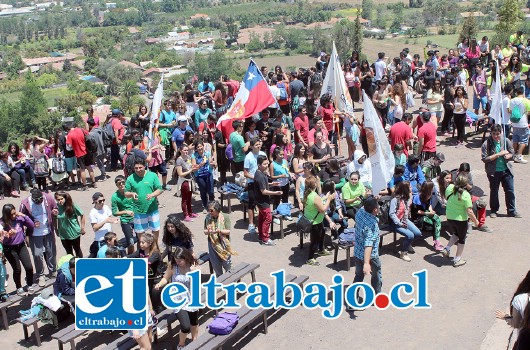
[253,155,282,246]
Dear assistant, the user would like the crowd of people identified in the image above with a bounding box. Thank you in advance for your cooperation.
[0,31,528,349]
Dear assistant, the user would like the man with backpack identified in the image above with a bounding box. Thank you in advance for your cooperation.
[108,109,125,172]
[275,77,290,115]
[229,120,249,178]
[66,123,96,191]
[58,121,78,188]
[508,86,530,164]
[87,118,107,181]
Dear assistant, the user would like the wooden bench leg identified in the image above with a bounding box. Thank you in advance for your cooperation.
[251,270,256,283]
[69,339,75,350]
[227,196,232,213]
[220,194,224,210]
[23,324,29,340]
[1,308,8,330]
[299,231,303,249]
[33,322,42,346]
[333,245,339,264]
[280,218,284,239]
[346,247,351,272]
[262,311,268,334]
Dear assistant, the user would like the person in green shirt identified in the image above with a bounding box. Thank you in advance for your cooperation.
[440,175,479,268]
[111,175,136,254]
[229,120,249,177]
[303,176,335,266]
[53,191,85,258]
[341,171,367,219]
[124,158,164,243]
[509,31,525,51]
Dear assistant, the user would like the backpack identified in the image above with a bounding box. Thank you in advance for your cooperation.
[510,100,522,123]
[400,62,411,79]
[377,197,392,229]
[207,312,239,335]
[311,72,322,86]
[85,131,98,154]
[277,82,288,101]
[51,157,66,174]
[124,151,136,177]
[292,95,300,112]
[102,121,115,147]
[225,143,234,161]
[34,155,49,177]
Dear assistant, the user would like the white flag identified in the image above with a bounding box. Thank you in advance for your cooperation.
[489,63,503,125]
[320,42,355,117]
[148,74,164,142]
[361,90,395,194]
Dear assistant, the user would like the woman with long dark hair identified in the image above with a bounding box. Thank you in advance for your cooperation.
[389,181,422,261]
[359,59,374,100]
[54,191,85,257]
[176,144,198,222]
[8,142,35,189]
[453,85,469,146]
[155,247,200,349]
[411,181,443,251]
[321,179,347,239]
[432,170,452,216]
[441,78,456,136]
[303,177,335,266]
[292,143,308,178]
[496,270,530,334]
[426,78,444,126]
[1,203,35,295]
[162,214,194,259]
[466,38,482,78]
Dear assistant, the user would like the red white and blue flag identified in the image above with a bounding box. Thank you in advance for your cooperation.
[217,59,276,139]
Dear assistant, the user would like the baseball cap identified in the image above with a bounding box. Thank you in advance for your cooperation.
[30,188,43,202]
[92,192,104,203]
[112,109,122,116]
[435,152,445,162]
[177,116,187,122]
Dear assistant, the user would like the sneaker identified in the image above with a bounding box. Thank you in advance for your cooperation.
[0,293,9,303]
[285,215,293,221]
[10,191,20,198]
[183,216,194,222]
[190,213,199,218]
[202,208,207,214]
[433,241,444,251]
[259,239,276,246]
[400,251,412,262]
[248,224,257,235]
[25,284,37,295]
[489,212,497,218]
[306,258,320,266]
[317,249,332,256]
[16,288,26,297]
[273,218,281,225]
[515,155,528,164]
[453,259,467,267]
[48,271,57,279]
[38,276,46,287]
[440,247,451,259]
[162,185,172,191]
[509,212,522,218]
[408,246,416,254]
[476,225,493,233]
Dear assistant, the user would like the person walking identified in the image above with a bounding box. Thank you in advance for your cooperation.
[204,200,235,276]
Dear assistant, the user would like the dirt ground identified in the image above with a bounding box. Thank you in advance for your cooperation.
[1,92,528,349]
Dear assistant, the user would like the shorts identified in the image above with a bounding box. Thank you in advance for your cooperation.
[78,153,95,169]
[472,95,488,111]
[247,182,256,210]
[134,210,160,233]
[512,127,529,145]
[149,162,168,176]
[64,157,77,172]
[446,219,468,244]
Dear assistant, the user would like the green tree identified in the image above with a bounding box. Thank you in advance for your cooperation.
[247,32,263,52]
[18,73,48,135]
[332,19,356,61]
[353,14,363,55]
[119,80,138,115]
[494,0,524,46]
[36,73,58,88]
[459,14,478,44]
[361,0,373,21]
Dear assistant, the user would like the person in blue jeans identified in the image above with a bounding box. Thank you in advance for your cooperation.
[389,181,422,262]
[321,180,348,239]
[191,140,214,213]
[349,198,381,311]
[0,242,8,302]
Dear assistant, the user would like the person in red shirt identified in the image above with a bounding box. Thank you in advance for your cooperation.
[308,116,329,148]
[109,109,125,171]
[318,93,344,156]
[388,113,414,156]
[221,75,240,98]
[294,106,310,147]
[66,125,96,191]
[417,111,438,161]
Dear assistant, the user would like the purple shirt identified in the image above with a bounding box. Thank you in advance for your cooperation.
[1,215,34,246]
[472,72,487,97]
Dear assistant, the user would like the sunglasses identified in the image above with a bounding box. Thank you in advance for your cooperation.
[97,199,105,203]
[33,197,43,203]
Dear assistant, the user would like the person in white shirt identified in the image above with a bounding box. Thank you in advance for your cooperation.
[89,192,119,257]
[501,84,513,137]
[509,86,530,163]
[268,77,280,109]
[374,52,387,82]
[19,189,57,287]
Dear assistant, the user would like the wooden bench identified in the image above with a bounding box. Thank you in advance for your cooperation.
[332,239,353,271]
[19,316,42,346]
[0,294,22,329]
[182,274,309,350]
[50,324,87,350]
[270,208,300,240]
[102,262,261,350]
[197,251,214,275]
[218,189,236,213]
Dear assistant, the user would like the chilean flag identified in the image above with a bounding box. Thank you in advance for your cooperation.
[217,59,276,140]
